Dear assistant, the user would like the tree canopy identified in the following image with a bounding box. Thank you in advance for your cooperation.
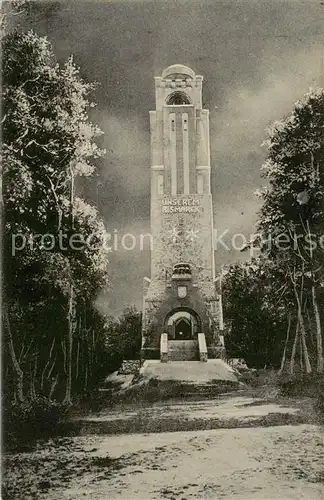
[223,88,324,373]
[2,29,112,404]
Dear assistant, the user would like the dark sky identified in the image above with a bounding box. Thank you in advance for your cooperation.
[22,0,324,315]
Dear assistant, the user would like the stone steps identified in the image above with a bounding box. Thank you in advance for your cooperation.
[167,340,199,361]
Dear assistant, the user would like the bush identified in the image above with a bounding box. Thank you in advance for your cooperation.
[238,368,277,387]
[3,397,70,450]
[314,391,324,421]
[278,373,324,398]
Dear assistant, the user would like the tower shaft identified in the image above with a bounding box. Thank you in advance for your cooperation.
[142,64,224,361]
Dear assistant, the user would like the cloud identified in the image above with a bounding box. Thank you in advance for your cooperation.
[94,218,151,316]
[211,43,322,172]
[211,43,322,239]
[99,113,150,197]
[95,44,322,314]
[215,45,320,146]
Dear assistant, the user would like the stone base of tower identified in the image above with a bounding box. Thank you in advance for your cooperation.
[141,272,225,362]
[114,359,240,402]
[104,359,239,404]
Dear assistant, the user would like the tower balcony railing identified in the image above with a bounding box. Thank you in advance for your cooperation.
[171,263,192,280]
[171,272,192,281]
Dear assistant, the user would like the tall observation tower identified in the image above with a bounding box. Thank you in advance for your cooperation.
[141,64,224,362]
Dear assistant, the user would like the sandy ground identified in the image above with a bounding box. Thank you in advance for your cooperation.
[3,395,324,500]
[3,425,324,499]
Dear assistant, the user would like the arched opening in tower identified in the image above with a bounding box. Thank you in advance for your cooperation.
[166,91,191,105]
[165,308,200,340]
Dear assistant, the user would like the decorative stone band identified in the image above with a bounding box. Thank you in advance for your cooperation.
[155,77,203,89]
[197,333,208,362]
[160,333,168,363]
[151,165,165,170]
[196,165,210,170]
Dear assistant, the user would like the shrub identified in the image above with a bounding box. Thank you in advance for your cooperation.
[314,391,324,421]
[3,397,70,450]
[278,373,324,398]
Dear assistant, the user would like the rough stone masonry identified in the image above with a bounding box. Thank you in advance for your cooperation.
[141,64,224,361]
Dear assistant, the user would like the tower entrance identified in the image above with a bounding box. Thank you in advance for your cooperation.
[165,309,200,340]
[175,318,191,340]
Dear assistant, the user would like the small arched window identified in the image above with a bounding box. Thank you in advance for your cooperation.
[166,91,191,105]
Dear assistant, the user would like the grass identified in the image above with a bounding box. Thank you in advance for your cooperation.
[4,369,324,452]
[77,411,311,436]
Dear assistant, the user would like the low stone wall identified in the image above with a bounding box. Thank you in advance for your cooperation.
[197,333,208,362]
[160,333,168,363]
[117,360,141,375]
[208,346,226,359]
[226,358,248,371]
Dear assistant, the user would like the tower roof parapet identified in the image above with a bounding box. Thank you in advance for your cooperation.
[154,65,203,110]
[162,64,196,80]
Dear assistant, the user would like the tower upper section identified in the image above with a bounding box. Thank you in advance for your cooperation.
[150,64,211,196]
[154,64,203,110]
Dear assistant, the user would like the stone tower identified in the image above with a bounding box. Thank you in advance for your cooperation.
[141,64,224,362]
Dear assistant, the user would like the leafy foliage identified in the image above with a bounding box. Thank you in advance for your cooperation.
[222,259,286,368]
[104,307,142,372]
[224,88,324,373]
[2,30,113,406]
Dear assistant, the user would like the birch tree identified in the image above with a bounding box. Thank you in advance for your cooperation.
[256,88,324,373]
[3,30,110,403]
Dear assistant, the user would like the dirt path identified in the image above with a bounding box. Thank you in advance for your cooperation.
[3,395,324,499]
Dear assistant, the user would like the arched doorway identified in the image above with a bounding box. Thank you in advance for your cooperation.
[174,317,191,340]
[165,309,200,340]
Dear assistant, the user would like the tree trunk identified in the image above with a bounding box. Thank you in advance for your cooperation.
[61,339,67,375]
[299,333,303,372]
[305,220,322,372]
[47,356,56,380]
[84,363,88,392]
[92,328,95,365]
[290,321,299,375]
[64,282,75,404]
[312,285,323,373]
[63,164,76,403]
[291,273,312,373]
[49,374,58,401]
[76,339,80,380]
[30,356,37,401]
[298,306,312,373]
[41,337,55,390]
[306,308,315,347]
[4,305,24,402]
[279,314,291,375]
